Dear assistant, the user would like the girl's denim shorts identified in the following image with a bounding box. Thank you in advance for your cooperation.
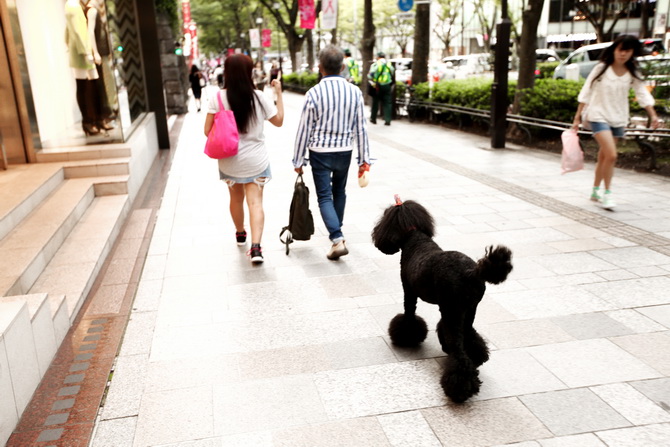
[219,165,272,187]
[589,121,625,138]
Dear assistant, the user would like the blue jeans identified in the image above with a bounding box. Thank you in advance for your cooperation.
[309,150,352,242]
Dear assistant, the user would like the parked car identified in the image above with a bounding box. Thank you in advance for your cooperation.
[429,62,456,82]
[442,54,491,78]
[536,49,562,63]
[389,58,413,84]
[553,39,667,80]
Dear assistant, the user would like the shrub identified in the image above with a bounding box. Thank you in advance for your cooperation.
[518,78,583,122]
[536,62,559,79]
[298,72,319,88]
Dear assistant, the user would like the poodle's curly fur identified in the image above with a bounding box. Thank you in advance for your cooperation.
[372,199,513,403]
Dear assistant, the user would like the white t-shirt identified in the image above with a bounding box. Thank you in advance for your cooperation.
[578,63,654,128]
[208,90,277,178]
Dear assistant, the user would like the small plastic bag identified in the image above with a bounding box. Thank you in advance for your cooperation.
[561,129,584,174]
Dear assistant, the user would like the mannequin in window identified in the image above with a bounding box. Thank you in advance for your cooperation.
[64,0,103,136]
[86,0,115,130]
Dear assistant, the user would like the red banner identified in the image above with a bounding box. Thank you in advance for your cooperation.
[262,29,272,48]
[182,0,191,24]
[298,0,316,29]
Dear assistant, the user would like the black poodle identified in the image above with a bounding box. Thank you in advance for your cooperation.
[372,196,513,403]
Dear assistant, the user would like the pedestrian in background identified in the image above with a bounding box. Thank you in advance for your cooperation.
[189,65,204,112]
[573,35,659,210]
[293,45,371,260]
[368,51,395,126]
[252,61,267,91]
[340,48,360,85]
[204,54,284,263]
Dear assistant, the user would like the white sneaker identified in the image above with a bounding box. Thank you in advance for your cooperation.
[601,191,616,210]
[327,241,348,260]
[590,190,601,202]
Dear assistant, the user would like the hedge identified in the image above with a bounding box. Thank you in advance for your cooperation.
[412,77,667,124]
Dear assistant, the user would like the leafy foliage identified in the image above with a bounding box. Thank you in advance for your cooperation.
[155,0,179,35]
[536,62,559,79]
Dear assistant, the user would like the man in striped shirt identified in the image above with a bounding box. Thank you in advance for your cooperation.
[293,45,371,260]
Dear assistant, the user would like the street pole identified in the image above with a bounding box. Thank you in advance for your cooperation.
[490,0,511,149]
[273,2,283,75]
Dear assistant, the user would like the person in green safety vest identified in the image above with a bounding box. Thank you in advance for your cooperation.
[340,49,361,85]
[368,51,395,126]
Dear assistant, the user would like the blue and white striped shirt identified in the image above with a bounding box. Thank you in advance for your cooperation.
[293,76,371,168]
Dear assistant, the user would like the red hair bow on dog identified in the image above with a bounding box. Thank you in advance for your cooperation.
[394,194,403,206]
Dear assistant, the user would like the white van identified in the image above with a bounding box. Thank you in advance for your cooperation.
[442,54,491,78]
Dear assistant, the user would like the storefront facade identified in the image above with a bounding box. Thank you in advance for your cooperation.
[0,0,169,167]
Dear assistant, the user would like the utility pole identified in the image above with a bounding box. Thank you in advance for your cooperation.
[490,0,511,149]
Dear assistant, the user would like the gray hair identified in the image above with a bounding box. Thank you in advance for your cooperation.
[319,45,344,75]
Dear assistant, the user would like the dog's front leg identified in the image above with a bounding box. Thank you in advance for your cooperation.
[388,291,428,347]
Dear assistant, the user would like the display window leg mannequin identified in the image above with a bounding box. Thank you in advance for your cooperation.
[76,78,103,136]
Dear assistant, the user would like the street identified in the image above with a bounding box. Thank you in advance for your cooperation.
[87,89,670,446]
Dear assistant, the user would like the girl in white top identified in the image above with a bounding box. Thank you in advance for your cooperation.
[573,35,659,210]
[204,54,284,263]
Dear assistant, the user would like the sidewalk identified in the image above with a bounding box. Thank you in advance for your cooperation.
[91,91,670,447]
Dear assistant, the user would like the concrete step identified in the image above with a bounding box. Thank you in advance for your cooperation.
[29,194,130,321]
[35,144,131,163]
[0,293,69,446]
[63,157,131,179]
[0,179,97,298]
[0,163,64,241]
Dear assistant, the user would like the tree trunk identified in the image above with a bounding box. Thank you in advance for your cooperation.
[640,0,651,38]
[306,29,315,71]
[411,4,430,86]
[361,0,375,101]
[286,30,304,73]
[509,0,545,136]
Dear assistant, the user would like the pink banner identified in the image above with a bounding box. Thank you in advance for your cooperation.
[299,0,316,29]
[262,29,272,48]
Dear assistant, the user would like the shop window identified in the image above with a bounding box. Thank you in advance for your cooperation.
[13,0,147,149]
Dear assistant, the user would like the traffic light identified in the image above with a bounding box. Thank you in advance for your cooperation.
[175,42,183,56]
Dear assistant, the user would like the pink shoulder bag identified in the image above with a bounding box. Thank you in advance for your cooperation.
[204,91,239,159]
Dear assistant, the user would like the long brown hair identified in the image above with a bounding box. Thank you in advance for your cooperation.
[591,35,643,86]
[224,54,258,134]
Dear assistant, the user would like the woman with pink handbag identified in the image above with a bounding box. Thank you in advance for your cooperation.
[204,54,284,263]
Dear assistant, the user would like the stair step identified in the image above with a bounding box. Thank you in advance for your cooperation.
[48,294,69,346]
[0,300,40,416]
[0,293,56,376]
[0,179,96,297]
[35,144,131,163]
[63,157,131,179]
[0,163,64,241]
[30,194,130,321]
[92,175,130,196]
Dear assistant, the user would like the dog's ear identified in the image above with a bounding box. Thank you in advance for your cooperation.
[402,201,435,238]
[371,206,402,255]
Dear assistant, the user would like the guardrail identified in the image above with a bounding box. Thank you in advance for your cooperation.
[396,96,669,170]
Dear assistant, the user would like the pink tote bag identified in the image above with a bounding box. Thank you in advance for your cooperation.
[560,129,584,174]
[204,91,239,159]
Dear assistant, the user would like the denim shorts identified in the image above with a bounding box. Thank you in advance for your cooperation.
[589,121,625,138]
[219,165,272,187]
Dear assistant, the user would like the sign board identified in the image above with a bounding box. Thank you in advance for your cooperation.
[249,28,261,48]
[396,12,414,20]
[397,0,413,12]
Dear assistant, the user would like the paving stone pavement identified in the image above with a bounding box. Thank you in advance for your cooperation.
[91,90,670,447]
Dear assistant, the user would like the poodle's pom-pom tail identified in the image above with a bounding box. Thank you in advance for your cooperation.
[476,245,513,285]
[440,356,482,403]
[388,313,428,347]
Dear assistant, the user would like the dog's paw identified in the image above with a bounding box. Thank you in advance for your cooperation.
[441,357,482,403]
[388,313,428,347]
